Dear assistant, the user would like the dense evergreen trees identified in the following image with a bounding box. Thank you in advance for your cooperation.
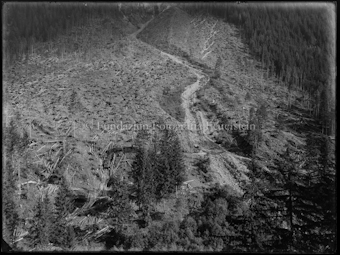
[51,177,75,248]
[3,162,19,246]
[106,176,133,225]
[298,135,336,251]
[131,136,156,214]
[131,124,186,211]
[252,139,336,252]
[3,2,120,65]
[26,178,75,249]
[247,103,268,152]
[27,194,52,248]
[3,117,29,246]
[154,126,186,200]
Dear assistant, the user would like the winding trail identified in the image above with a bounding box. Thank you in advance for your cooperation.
[132,17,232,154]
[131,17,211,149]
[160,51,208,147]
[131,18,246,194]
[160,52,229,154]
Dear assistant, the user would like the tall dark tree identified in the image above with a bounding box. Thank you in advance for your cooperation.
[4,2,121,66]
[27,194,52,248]
[213,56,222,78]
[247,103,267,152]
[131,141,156,209]
[3,117,28,246]
[51,177,74,248]
[154,126,186,200]
[300,135,336,252]
[3,163,19,246]
[131,125,185,205]
[106,175,133,225]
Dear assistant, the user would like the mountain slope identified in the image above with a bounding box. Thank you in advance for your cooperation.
[3,3,335,252]
[137,6,335,195]
[138,7,228,69]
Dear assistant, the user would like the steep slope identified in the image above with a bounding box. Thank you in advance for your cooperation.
[137,6,328,196]
[4,5,322,207]
[138,7,221,68]
[3,11,198,232]
[3,5,335,251]
[136,8,254,194]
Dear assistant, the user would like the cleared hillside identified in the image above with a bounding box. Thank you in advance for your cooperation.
[3,3,335,253]
[138,7,217,68]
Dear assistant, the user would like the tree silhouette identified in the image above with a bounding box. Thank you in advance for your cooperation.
[51,177,74,248]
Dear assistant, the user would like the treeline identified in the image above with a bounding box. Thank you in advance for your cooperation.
[4,3,108,63]
[3,116,28,247]
[245,136,336,252]
[181,3,335,135]
[3,2,155,65]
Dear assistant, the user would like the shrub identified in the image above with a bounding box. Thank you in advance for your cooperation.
[194,156,210,174]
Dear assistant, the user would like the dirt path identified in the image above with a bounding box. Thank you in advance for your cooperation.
[130,19,210,148]
[159,51,208,147]
[158,50,246,195]
[131,19,246,195]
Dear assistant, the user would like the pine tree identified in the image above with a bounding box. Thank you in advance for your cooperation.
[42,194,53,244]
[27,194,52,248]
[247,107,259,152]
[235,155,279,252]
[106,175,133,225]
[153,4,160,16]
[271,146,325,252]
[247,103,267,153]
[213,56,222,78]
[317,136,336,251]
[302,135,336,252]
[3,163,19,245]
[274,147,298,250]
[3,119,21,246]
[164,129,186,190]
[51,176,74,248]
[131,144,155,209]
[154,126,185,200]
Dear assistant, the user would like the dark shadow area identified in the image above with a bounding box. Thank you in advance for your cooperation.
[97,228,126,250]
[228,130,252,157]
[2,238,14,252]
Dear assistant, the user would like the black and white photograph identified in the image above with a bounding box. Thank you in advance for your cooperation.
[2,2,336,252]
